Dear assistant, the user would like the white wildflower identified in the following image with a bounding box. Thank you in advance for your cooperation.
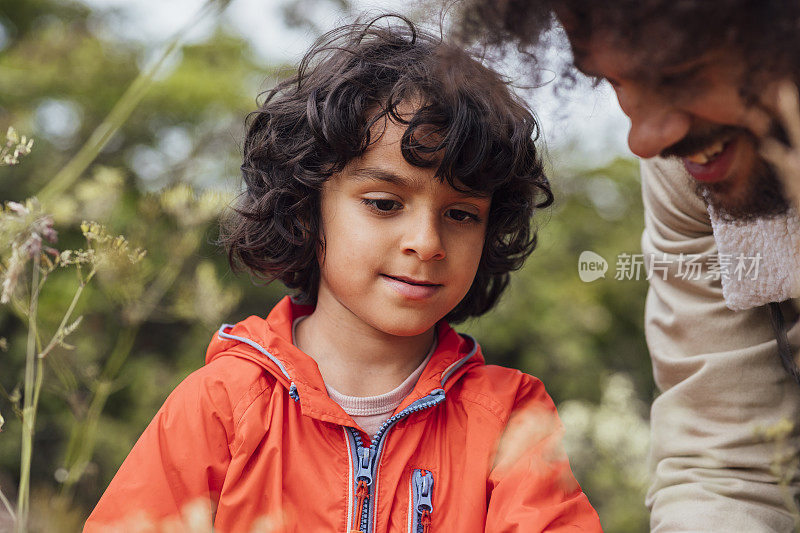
[2,127,34,166]
[7,201,28,215]
[1,244,25,304]
[0,199,58,304]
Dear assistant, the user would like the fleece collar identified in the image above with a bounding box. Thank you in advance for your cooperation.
[707,203,800,310]
[205,296,484,426]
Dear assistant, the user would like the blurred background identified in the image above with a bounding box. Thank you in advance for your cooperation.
[0,0,650,530]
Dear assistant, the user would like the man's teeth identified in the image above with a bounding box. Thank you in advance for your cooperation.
[685,140,727,165]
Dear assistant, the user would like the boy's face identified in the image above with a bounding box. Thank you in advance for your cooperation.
[315,117,490,337]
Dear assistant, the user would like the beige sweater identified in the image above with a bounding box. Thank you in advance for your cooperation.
[641,157,800,532]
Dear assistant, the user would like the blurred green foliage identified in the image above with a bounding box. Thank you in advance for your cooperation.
[0,0,652,530]
[463,156,652,531]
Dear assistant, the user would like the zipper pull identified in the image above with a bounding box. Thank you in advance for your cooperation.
[421,509,431,533]
[413,470,433,513]
[411,470,434,533]
[351,479,369,532]
[356,447,372,485]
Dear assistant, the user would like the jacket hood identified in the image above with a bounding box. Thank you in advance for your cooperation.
[205,296,485,426]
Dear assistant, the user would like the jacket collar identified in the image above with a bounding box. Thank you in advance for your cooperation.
[206,296,484,426]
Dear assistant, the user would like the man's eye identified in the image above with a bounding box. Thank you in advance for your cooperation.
[447,209,479,222]
[362,198,400,212]
[658,64,706,89]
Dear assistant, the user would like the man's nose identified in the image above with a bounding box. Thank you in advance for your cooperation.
[619,90,692,159]
[403,215,446,261]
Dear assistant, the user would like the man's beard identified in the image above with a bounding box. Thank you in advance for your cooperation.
[661,124,792,221]
[695,161,790,221]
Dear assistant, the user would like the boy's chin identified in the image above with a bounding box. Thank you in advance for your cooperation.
[371,316,440,338]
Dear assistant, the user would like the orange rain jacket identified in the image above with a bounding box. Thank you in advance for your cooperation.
[85,296,602,532]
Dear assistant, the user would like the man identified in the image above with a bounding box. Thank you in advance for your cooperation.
[458,1,800,530]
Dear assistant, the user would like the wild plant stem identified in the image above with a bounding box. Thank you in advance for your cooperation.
[0,486,16,522]
[39,268,95,360]
[59,326,138,497]
[59,231,199,498]
[31,0,231,503]
[37,0,231,205]
[15,255,40,533]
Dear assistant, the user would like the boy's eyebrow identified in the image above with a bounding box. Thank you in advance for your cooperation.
[350,167,490,199]
[351,167,413,187]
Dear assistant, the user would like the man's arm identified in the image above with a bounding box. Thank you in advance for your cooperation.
[641,157,800,532]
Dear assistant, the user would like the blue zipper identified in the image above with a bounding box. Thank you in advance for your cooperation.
[213,326,478,530]
[345,389,446,533]
[410,469,434,533]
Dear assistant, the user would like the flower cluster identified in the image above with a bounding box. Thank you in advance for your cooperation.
[0,204,147,305]
[1,199,58,304]
[1,127,34,166]
[80,221,147,265]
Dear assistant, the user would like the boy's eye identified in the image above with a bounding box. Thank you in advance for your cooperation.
[447,208,479,223]
[362,198,400,213]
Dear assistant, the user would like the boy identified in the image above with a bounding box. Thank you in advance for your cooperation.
[85,16,601,532]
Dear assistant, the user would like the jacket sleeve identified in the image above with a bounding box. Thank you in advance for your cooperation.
[84,360,237,531]
[485,374,602,532]
[641,157,800,532]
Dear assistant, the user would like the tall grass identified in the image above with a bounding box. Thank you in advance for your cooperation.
[0,0,233,529]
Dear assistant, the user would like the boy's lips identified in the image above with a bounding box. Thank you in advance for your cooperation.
[380,274,442,300]
[681,136,738,183]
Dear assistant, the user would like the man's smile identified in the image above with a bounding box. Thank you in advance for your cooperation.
[683,137,732,165]
[681,135,739,183]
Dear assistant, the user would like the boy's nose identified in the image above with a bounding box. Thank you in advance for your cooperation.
[403,216,446,261]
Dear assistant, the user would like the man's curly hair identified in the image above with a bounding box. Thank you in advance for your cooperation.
[220,15,553,323]
[457,0,800,94]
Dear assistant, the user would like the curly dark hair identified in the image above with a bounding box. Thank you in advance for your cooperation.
[456,0,800,93]
[220,15,552,323]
